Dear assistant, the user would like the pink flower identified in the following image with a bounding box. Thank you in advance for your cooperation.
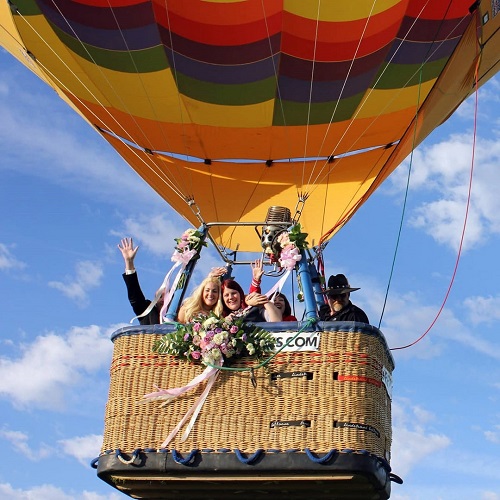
[279,244,302,270]
[191,350,201,360]
[171,248,197,264]
[230,325,239,334]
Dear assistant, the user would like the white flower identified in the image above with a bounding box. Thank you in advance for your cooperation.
[204,349,222,364]
[246,343,255,355]
[203,316,218,328]
[213,332,224,344]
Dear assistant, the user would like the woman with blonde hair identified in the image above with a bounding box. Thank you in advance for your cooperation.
[177,273,224,323]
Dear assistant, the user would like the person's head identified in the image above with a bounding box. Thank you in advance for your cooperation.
[221,279,246,316]
[200,276,221,309]
[273,292,291,318]
[323,274,359,313]
[183,276,222,321]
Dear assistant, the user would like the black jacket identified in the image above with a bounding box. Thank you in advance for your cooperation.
[319,301,369,324]
[122,272,160,325]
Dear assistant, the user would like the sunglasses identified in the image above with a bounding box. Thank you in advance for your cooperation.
[328,293,347,300]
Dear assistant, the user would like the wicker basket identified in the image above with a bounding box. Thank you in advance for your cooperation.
[101,322,394,462]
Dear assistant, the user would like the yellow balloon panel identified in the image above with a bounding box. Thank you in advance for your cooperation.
[101,132,395,251]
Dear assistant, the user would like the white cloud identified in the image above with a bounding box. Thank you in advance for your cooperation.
[391,398,451,478]
[0,66,161,211]
[58,434,103,466]
[360,282,446,359]
[0,482,121,500]
[0,428,52,461]
[484,425,500,444]
[482,493,500,500]
[0,325,114,410]
[388,132,500,252]
[350,271,500,361]
[48,260,103,306]
[464,295,500,325]
[437,323,500,360]
[0,243,26,271]
[113,213,186,257]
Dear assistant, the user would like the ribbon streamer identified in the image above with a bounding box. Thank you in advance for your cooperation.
[141,363,222,447]
[180,370,219,443]
[265,269,291,301]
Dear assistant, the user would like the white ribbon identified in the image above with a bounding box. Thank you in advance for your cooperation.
[158,262,187,323]
[180,370,219,443]
[140,363,221,447]
[129,261,182,324]
[264,269,291,301]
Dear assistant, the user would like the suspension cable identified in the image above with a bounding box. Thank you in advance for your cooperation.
[391,51,480,351]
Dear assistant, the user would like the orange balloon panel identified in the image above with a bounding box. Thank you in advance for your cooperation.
[102,132,396,251]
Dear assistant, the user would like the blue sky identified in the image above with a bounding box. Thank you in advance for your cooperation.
[1,45,500,499]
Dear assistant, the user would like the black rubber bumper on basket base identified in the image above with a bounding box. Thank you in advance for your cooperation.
[97,450,393,499]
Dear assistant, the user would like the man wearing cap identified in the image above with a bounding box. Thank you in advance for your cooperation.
[319,274,369,323]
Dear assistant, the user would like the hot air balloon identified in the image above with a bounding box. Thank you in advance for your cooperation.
[1,0,498,498]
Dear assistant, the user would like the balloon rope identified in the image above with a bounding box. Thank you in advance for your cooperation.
[300,0,322,188]
[377,67,424,329]
[391,53,480,351]
[15,3,192,201]
[304,0,378,188]
[314,0,472,244]
[378,3,459,330]
[311,0,434,240]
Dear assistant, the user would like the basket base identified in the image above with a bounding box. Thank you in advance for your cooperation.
[97,450,392,499]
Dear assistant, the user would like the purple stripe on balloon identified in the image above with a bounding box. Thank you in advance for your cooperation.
[398,15,469,42]
[169,51,280,84]
[37,0,155,30]
[277,69,377,103]
[36,0,159,50]
[278,46,391,82]
[160,29,281,65]
[386,37,459,64]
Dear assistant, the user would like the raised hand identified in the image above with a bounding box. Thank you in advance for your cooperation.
[118,237,139,270]
[251,259,264,282]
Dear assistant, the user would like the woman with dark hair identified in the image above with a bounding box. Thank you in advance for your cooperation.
[272,292,297,321]
[221,279,281,322]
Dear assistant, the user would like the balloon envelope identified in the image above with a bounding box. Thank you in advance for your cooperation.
[1,0,498,250]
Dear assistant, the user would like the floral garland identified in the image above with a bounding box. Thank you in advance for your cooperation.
[274,224,309,271]
[171,228,207,264]
[153,313,276,365]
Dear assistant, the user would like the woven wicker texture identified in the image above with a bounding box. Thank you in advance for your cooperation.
[102,326,393,461]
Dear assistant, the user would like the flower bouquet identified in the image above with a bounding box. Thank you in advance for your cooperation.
[153,313,276,365]
[271,224,309,271]
[171,228,207,264]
